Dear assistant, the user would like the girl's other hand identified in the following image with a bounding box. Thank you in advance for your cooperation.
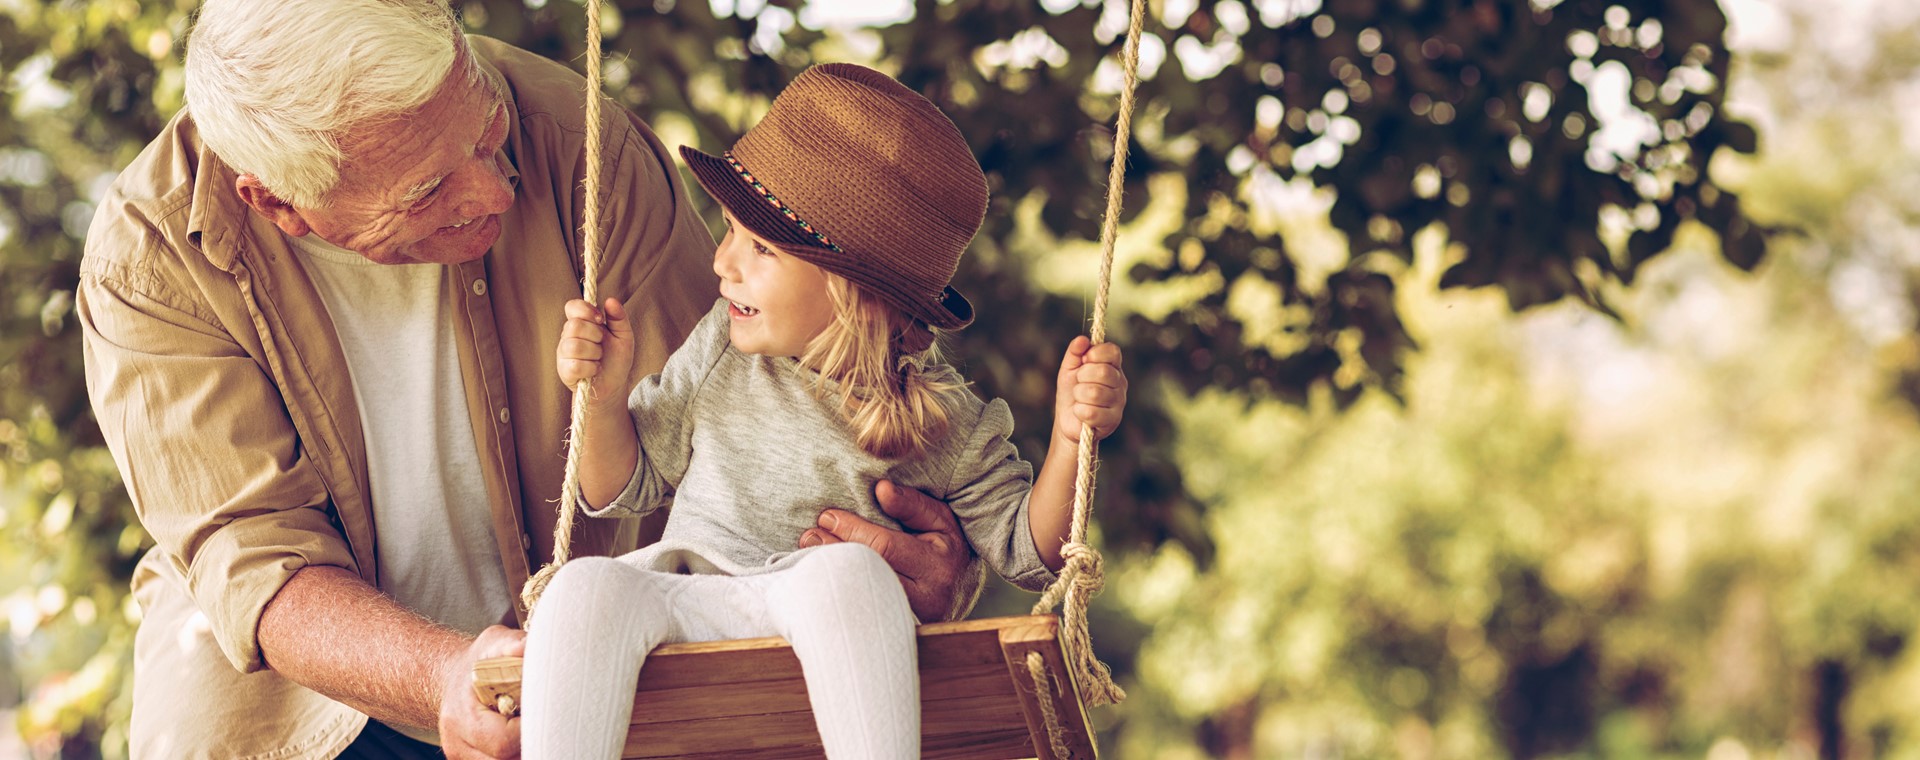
[1053,336,1126,445]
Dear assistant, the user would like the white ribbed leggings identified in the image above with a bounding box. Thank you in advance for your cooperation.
[520,543,919,759]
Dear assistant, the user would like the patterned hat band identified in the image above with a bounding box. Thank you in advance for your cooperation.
[723,151,844,254]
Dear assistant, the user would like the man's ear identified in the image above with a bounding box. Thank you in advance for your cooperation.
[234,175,312,237]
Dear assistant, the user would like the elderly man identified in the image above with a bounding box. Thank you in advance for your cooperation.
[78,1,980,757]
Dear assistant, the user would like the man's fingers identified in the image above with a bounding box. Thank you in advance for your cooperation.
[875,480,962,535]
[819,508,940,580]
[798,527,843,548]
[459,708,519,759]
[447,627,525,758]
[816,509,895,555]
[444,694,514,754]
[475,625,527,658]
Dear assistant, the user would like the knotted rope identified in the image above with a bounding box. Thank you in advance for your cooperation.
[1025,0,1147,753]
[520,0,606,617]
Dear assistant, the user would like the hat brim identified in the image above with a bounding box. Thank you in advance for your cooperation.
[680,145,974,332]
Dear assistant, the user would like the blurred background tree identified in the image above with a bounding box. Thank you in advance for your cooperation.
[19,0,1918,758]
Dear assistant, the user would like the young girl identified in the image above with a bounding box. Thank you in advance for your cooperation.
[521,63,1127,759]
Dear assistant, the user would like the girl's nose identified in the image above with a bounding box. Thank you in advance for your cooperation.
[713,232,743,281]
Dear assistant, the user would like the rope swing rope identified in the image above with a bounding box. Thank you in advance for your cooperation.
[521,0,1149,751]
[519,0,606,616]
[1025,0,1147,747]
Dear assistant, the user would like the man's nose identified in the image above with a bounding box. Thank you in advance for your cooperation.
[454,154,515,219]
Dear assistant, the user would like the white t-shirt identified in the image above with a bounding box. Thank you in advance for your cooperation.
[286,233,512,639]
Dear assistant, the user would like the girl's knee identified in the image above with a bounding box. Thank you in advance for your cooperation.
[797,542,894,583]
[778,544,913,625]
[533,557,640,622]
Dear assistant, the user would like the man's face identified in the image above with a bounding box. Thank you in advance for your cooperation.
[268,62,515,265]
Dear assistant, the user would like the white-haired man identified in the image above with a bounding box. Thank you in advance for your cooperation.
[78,1,981,757]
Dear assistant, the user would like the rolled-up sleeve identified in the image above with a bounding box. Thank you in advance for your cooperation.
[79,249,355,674]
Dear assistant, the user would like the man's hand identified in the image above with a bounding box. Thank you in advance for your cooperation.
[801,480,981,622]
[439,625,525,759]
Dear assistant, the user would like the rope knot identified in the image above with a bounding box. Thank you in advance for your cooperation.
[520,563,561,625]
[1061,541,1104,588]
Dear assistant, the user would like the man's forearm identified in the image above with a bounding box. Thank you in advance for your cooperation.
[258,565,471,730]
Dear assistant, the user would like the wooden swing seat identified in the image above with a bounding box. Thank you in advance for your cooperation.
[475,614,1096,759]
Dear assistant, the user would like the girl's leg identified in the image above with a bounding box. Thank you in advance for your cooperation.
[521,556,670,760]
[762,543,921,759]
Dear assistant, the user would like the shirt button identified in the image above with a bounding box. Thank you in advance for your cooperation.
[497,407,511,424]
[520,532,533,550]
[471,279,488,296]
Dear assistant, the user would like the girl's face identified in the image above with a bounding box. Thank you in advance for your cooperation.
[713,212,836,357]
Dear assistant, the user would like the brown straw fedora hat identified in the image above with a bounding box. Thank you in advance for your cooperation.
[679,63,987,333]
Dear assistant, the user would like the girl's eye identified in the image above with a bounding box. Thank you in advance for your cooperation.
[752,241,775,257]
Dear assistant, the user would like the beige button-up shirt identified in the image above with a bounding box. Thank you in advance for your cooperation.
[78,36,718,758]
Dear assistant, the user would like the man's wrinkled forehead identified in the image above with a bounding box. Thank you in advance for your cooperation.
[331,45,501,190]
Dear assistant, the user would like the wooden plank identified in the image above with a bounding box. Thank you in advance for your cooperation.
[631,727,1033,760]
[923,727,1036,760]
[628,664,1021,725]
[625,711,822,758]
[472,615,1080,758]
[626,696,1036,759]
[998,618,1097,760]
[632,618,1014,692]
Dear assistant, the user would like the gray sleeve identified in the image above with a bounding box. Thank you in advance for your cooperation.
[943,398,1058,593]
[585,299,730,518]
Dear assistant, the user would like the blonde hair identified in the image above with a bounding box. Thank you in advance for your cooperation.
[799,276,963,460]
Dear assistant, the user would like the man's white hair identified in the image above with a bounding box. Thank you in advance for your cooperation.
[184,0,476,208]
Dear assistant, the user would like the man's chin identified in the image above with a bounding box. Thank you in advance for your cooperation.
[411,215,501,265]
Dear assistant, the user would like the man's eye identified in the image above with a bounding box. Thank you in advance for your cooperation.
[410,187,442,212]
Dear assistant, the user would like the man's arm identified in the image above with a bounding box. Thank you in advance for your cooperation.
[79,258,519,755]
[801,480,984,622]
[257,567,522,757]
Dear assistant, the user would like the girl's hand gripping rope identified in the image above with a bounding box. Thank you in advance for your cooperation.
[556,297,636,408]
[1052,336,1126,446]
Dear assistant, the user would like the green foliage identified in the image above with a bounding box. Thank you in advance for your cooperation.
[1112,233,1920,757]
[1,1,189,755]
